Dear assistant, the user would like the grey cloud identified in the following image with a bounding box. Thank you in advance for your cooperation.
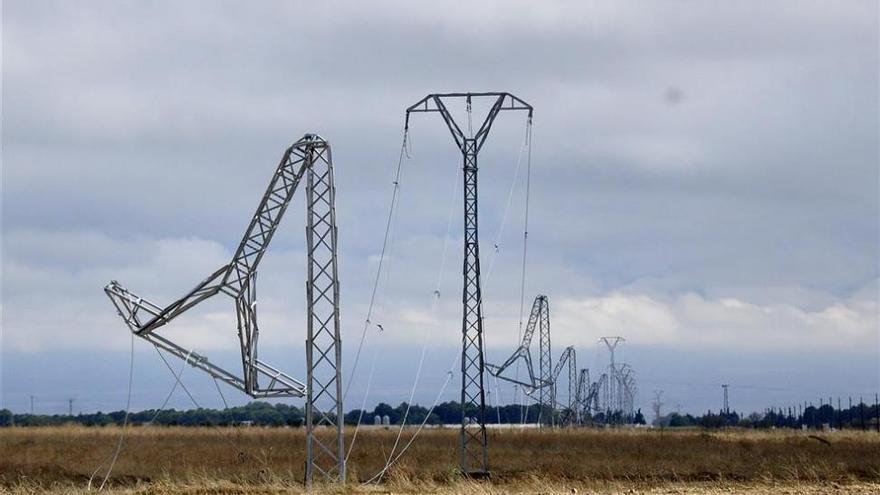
[2,1,877,412]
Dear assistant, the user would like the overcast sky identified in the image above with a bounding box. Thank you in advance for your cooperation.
[2,1,878,416]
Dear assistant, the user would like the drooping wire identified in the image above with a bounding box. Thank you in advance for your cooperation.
[342,129,410,461]
[87,332,135,491]
[364,344,461,485]
[373,145,462,475]
[482,118,532,284]
[153,346,200,410]
[213,378,229,410]
[513,120,533,412]
[344,129,409,402]
[344,327,381,463]
[147,347,199,425]
[479,118,531,423]
[344,203,404,462]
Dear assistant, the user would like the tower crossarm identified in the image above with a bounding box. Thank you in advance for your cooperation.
[405,92,533,152]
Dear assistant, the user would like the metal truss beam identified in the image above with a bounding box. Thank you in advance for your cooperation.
[405,92,532,477]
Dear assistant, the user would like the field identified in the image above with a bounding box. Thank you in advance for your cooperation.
[1,426,879,494]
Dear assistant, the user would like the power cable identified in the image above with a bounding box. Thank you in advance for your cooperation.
[213,378,229,411]
[153,346,200,410]
[374,154,461,472]
[364,348,461,485]
[87,332,134,491]
[344,129,410,403]
[147,347,198,425]
[343,130,410,460]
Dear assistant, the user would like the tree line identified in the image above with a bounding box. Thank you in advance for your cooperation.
[655,402,880,430]
[1,400,877,429]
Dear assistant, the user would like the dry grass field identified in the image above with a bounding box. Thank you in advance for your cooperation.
[1,426,879,494]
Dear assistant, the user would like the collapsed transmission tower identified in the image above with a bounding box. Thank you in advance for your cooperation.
[551,346,577,427]
[405,92,533,476]
[104,134,345,485]
[487,295,551,407]
[575,369,605,424]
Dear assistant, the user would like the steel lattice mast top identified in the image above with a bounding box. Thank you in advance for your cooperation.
[104,134,344,485]
[405,92,532,477]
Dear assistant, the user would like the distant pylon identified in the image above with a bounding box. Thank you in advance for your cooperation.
[722,384,729,414]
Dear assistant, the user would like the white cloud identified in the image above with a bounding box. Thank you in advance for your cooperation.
[0,228,319,353]
[548,287,878,353]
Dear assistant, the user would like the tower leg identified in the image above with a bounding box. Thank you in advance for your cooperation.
[539,300,551,426]
[304,138,345,485]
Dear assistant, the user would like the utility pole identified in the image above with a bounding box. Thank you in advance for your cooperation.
[848,397,852,429]
[837,398,841,430]
[68,398,74,417]
[721,384,729,414]
[860,396,865,431]
[405,92,533,477]
[874,394,880,433]
[30,395,34,415]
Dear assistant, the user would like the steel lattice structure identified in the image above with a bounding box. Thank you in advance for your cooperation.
[537,295,552,425]
[487,295,550,392]
[104,134,344,485]
[405,92,532,477]
[598,337,637,423]
[575,369,605,424]
[551,346,577,427]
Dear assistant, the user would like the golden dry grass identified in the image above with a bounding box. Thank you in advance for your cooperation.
[1,426,878,494]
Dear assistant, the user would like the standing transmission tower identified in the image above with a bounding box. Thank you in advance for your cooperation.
[405,92,533,476]
[598,336,637,422]
[104,134,344,485]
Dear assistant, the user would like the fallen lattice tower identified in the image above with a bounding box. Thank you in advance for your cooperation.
[104,133,345,485]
